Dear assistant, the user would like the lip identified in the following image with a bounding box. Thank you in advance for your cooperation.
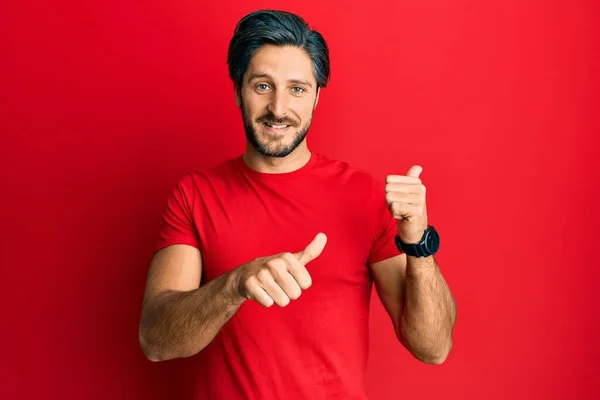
[263,122,291,133]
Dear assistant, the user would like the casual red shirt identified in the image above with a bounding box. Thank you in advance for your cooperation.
[156,152,401,399]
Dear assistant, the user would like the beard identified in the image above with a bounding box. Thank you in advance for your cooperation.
[241,98,313,158]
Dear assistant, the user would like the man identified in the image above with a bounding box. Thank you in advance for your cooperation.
[138,9,456,399]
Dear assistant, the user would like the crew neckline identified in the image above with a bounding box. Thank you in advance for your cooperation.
[237,152,319,181]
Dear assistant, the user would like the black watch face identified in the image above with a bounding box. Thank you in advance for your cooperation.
[425,229,440,253]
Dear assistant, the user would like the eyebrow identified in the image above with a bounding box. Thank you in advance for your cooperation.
[247,73,313,88]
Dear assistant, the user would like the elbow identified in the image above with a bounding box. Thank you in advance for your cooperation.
[138,323,202,362]
[138,325,166,362]
[397,331,453,365]
[421,345,452,365]
[414,339,453,365]
[139,330,159,362]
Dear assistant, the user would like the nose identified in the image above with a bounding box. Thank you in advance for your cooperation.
[266,89,288,119]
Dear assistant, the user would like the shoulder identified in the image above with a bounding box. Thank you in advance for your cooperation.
[164,156,242,208]
[175,156,241,190]
[314,153,380,191]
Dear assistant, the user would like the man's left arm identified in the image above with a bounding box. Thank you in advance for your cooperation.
[369,165,457,365]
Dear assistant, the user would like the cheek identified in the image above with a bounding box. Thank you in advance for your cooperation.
[243,103,262,121]
[241,90,264,114]
[298,103,315,121]
[288,96,314,114]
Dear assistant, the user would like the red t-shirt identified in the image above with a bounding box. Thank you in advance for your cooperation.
[156,152,401,399]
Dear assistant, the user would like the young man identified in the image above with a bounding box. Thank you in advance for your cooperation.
[138,10,456,399]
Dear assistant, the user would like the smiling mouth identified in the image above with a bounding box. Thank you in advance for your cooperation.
[264,122,290,130]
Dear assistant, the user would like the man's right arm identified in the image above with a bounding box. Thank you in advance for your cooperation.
[138,244,246,362]
[138,233,327,361]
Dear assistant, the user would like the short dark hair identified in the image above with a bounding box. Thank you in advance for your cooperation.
[227,10,331,91]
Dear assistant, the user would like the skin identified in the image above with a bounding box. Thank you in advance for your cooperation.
[236,45,318,173]
[375,166,457,364]
[138,44,456,365]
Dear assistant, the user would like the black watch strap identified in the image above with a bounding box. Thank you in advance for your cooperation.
[395,235,423,257]
[394,226,440,258]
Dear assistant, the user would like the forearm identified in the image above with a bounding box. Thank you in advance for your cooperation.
[139,270,246,361]
[400,255,456,364]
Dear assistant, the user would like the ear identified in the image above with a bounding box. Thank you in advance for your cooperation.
[314,88,320,109]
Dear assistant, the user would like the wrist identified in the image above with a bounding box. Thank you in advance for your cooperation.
[406,254,436,273]
[224,268,247,305]
[399,235,420,244]
[398,226,428,244]
[395,225,440,258]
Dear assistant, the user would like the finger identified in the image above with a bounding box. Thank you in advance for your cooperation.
[245,278,275,307]
[268,257,303,300]
[295,233,328,265]
[406,165,423,178]
[256,269,291,307]
[385,182,426,194]
[385,192,423,205]
[388,201,423,220]
[386,175,422,184]
[281,252,312,290]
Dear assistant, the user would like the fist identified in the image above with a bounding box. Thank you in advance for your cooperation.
[386,165,428,244]
[234,233,328,307]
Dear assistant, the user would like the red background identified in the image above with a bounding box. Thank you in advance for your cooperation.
[1,0,599,399]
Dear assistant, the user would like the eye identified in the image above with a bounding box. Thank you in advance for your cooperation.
[291,87,305,94]
[256,83,271,91]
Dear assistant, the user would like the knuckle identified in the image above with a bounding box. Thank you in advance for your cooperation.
[242,278,258,298]
[243,274,256,287]
[256,269,271,282]
[265,259,277,268]
[266,258,284,271]
[281,252,296,265]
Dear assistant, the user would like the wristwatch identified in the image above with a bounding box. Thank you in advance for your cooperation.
[394,226,440,258]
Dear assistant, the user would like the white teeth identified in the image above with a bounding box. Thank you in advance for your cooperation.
[265,122,288,129]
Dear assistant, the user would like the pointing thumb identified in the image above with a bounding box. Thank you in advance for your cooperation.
[406,165,423,178]
[295,233,328,265]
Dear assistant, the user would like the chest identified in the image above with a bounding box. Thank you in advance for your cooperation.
[195,177,375,287]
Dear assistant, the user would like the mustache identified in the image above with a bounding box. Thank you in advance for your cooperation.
[256,113,298,127]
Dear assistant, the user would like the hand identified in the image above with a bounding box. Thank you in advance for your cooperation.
[386,165,428,244]
[233,233,328,307]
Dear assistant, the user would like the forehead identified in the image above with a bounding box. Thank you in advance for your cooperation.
[245,44,315,84]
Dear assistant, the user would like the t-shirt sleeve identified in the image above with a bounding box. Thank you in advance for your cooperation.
[367,177,403,265]
[155,175,201,253]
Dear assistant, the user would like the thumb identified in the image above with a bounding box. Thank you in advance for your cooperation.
[295,233,328,265]
[406,165,423,178]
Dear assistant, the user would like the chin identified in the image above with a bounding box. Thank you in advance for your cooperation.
[255,136,297,158]
[258,144,292,157]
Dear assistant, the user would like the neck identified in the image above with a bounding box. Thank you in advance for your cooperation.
[243,142,311,174]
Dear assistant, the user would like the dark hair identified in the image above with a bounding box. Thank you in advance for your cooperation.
[227,10,330,91]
